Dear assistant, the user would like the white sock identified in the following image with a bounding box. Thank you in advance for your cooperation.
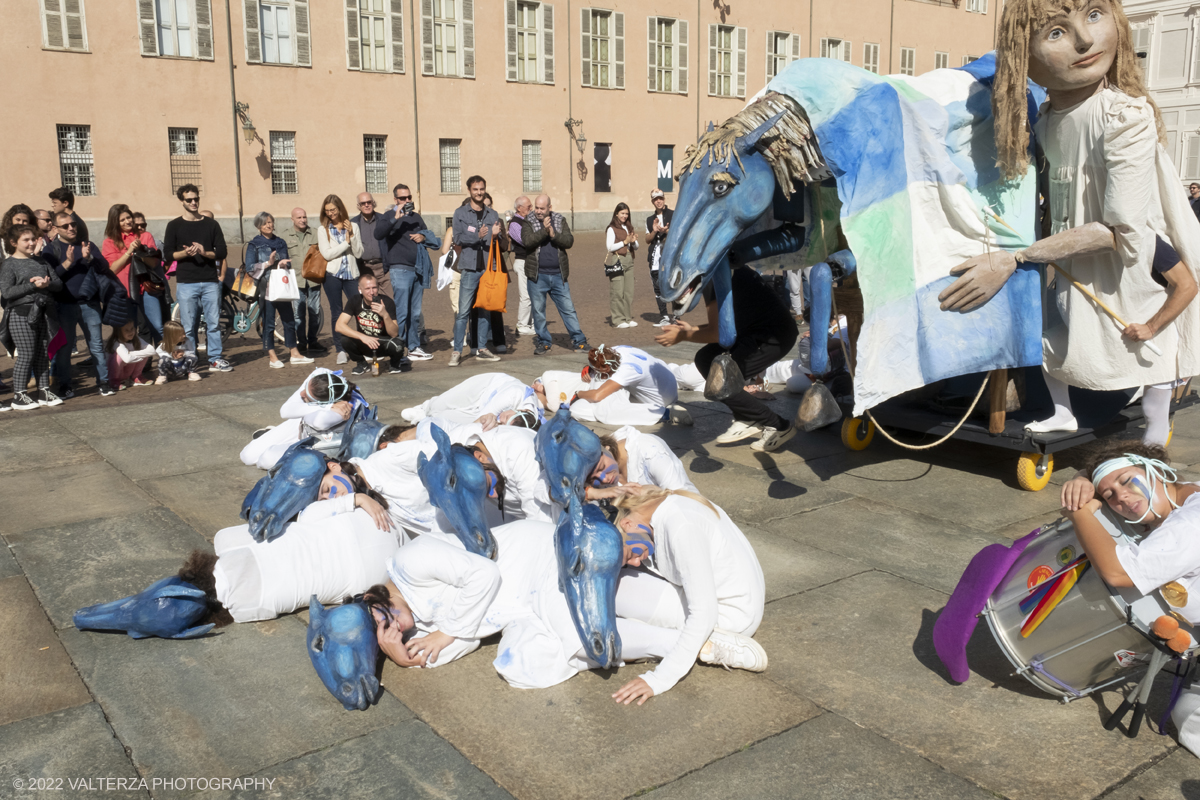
[1026,370,1078,432]
[1142,384,1172,446]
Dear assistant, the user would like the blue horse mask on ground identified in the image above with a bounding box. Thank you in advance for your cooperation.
[337,404,388,461]
[535,407,603,525]
[417,424,497,559]
[73,576,215,640]
[556,500,623,668]
[242,438,326,543]
[306,596,383,711]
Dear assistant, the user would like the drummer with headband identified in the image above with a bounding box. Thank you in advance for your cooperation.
[240,368,369,470]
[1061,442,1200,756]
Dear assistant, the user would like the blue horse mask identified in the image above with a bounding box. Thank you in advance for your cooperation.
[337,404,389,461]
[243,438,327,543]
[556,500,624,668]
[535,407,603,525]
[73,576,215,640]
[306,596,383,711]
[417,424,498,559]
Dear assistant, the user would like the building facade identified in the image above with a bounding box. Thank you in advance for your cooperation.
[1126,0,1200,185]
[6,0,998,240]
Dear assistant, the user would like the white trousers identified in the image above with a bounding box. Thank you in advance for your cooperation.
[514,258,531,328]
[239,418,303,470]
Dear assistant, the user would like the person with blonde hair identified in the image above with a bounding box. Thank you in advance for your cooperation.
[155,320,200,383]
[939,0,1200,439]
[609,485,767,705]
[318,194,364,364]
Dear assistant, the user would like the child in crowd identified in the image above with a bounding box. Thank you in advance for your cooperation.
[104,320,155,390]
[155,320,200,384]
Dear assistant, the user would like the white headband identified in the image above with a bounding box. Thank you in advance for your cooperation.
[1091,454,1180,523]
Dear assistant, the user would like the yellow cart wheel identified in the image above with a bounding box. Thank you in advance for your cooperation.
[1166,426,1174,448]
[841,417,875,451]
[1017,451,1054,492]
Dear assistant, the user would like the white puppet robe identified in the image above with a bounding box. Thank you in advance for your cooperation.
[1034,88,1200,389]
[403,373,541,425]
[538,369,668,427]
[213,505,400,623]
[386,520,681,688]
[240,368,350,470]
[611,426,697,493]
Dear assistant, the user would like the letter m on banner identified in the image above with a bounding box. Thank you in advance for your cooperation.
[657,145,673,192]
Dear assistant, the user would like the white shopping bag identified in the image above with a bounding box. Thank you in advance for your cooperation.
[266,268,300,302]
[436,252,455,291]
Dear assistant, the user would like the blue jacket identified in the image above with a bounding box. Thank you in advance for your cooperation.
[373,210,427,268]
[413,229,442,288]
[245,234,290,273]
[43,239,110,303]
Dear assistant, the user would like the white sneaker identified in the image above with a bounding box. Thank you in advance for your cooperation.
[517,325,536,336]
[1025,413,1078,434]
[336,352,349,365]
[627,320,638,328]
[699,628,768,672]
[751,424,797,453]
[615,321,631,329]
[290,355,315,365]
[409,348,434,361]
[448,351,462,367]
[653,315,672,327]
[669,404,693,426]
[716,420,764,444]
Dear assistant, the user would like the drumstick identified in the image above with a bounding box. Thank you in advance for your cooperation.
[1049,262,1164,356]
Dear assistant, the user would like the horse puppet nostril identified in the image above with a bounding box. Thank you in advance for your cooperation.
[669,268,683,289]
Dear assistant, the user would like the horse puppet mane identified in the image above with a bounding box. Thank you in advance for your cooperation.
[680,91,826,197]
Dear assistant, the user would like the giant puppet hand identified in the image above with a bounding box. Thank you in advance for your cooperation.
[938,250,1019,312]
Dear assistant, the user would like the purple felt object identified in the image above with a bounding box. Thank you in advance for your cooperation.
[933,528,1042,684]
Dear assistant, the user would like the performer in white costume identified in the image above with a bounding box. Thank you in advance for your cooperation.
[534,346,693,427]
[588,425,697,501]
[240,369,367,469]
[400,373,541,426]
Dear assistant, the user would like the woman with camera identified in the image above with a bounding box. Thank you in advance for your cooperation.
[101,204,164,343]
[0,225,64,410]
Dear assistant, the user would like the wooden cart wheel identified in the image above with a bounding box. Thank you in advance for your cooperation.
[841,416,875,451]
[1017,451,1054,492]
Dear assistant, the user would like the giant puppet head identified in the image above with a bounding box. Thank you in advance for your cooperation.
[417,424,498,559]
[554,500,624,668]
[534,406,604,518]
[242,438,327,543]
[73,576,215,640]
[306,596,384,711]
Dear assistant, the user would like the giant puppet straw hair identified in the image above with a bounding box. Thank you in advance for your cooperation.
[993,0,1165,182]
[680,92,826,195]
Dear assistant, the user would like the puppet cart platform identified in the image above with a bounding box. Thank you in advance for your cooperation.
[837,379,1198,492]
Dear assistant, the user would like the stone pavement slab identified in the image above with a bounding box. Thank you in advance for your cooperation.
[0,704,145,800]
[741,525,870,603]
[644,712,999,800]
[140,464,264,541]
[10,507,211,630]
[84,417,252,481]
[1103,749,1200,800]
[62,616,411,781]
[214,718,514,800]
[765,498,1001,594]
[685,455,854,525]
[381,642,820,800]
[828,457,1064,533]
[0,424,100,476]
[755,570,1177,800]
[53,401,220,439]
[0,545,20,580]
[0,461,155,537]
[183,392,294,430]
[0,576,91,726]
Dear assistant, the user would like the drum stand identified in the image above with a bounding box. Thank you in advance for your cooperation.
[1103,646,1172,738]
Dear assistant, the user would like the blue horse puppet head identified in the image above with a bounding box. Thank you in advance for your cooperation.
[658,93,827,347]
[337,404,388,461]
[417,424,497,559]
[306,596,383,711]
[243,438,327,544]
[556,500,623,668]
[535,407,603,520]
[73,575,215,640]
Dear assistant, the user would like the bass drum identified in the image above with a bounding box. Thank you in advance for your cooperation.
[984,516,1194,700]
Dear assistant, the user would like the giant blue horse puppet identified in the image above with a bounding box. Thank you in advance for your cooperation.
[241,437,327,543]
[535,407,623,668]
[417,424,498,559]
[305,596,383,711]
[73,576,215,640]
[658,55,1046,414]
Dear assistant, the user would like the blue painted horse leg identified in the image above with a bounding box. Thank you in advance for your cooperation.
[710,257,737,349]
[809,261,833,376]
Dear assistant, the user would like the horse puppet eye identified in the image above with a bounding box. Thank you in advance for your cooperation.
[448,473,457,489]
[311,635,324,653]
[713,181,731,198]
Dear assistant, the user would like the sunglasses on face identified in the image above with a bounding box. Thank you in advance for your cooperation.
[182,197,200,203]
[395,195,411,201]
[358,200,375,206]
[60,223,78,229]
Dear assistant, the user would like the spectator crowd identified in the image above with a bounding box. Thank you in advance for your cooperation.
[0,180,684,411]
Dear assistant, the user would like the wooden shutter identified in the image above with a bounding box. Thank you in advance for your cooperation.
[509,1,520,82]
[43,0,64,48]
[421,0,434,75]
[63,0,86,50]
[614,12,624,89]
[1188,136,1200,179]
[294,0,310,66]
[243,0,262,63]
[580,7,590,86]
[462,0,475,78]
[735,25,746,97]
[196,0,214,60]
[345,0,360,69]
[790,33,800,63]
[542,2,553,84]
[677,20,688,94]
[137,0,159,55]
[841,40,851,62]
[647,16,656,91]
[390,0,404,72]
[708,24,717,95]
[766,31,776,81]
